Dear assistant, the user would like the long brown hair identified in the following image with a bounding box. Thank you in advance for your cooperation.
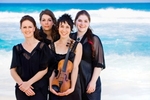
[20,15,40,39]
[39,9,58,41]
[74,10,95,57]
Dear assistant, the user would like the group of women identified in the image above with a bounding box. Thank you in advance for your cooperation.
[10,9,106,100]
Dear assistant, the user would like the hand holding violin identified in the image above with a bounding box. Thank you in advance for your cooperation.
[51,40,73,93]
[57,87,74,96]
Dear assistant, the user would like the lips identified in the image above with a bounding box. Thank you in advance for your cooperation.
[61,33,68,36]
[44,26,50,28]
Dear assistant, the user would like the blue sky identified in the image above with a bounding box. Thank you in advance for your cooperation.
[0,0,150,3]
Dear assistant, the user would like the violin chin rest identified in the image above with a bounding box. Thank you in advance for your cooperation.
[52,85,60,92]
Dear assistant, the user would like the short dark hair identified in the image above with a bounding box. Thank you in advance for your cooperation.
[57,13,74,31]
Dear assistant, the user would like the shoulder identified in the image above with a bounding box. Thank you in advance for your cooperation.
[74,42,82,55]
[70,40,82,53]
[77,42,82,47]
[92,34,102,43]
[38,41,49,50]
[12,43,21,50]
[92,34,100,39]
[12,43,23,54]
[76,42,82,51]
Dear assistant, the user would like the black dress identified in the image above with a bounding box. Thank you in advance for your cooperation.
[49,41,81,100]
[10,42,52,100]
[39,27,59,100]
[70,32,105,100]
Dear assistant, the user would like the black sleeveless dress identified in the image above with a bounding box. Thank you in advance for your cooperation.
[49,41,81,100]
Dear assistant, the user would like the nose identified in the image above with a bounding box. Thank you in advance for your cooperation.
[25,27,30,32]
[61,28,66,32]
[45,20,49,24]
[80,21,84,25]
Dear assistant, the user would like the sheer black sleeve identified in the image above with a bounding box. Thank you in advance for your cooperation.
[10,45,20,69]
[93,35,106,69]
[39,43,50,71]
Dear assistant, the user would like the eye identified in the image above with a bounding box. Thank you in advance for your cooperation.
[84,20,88,23]
[29,26,33,28]
[60,25,64,28]
[23,26,27,28]
[42,19,46,21]
[48,19,52,22]
[78,19,82,22]
[66,25,70,29]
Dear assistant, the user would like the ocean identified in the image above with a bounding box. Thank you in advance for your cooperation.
[0,3,150,100]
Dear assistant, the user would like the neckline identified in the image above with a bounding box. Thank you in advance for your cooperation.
[76,36,83,42]
[75,32,86,43]
[20,42,40,54]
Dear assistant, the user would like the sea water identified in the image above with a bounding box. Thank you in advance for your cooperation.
[0,3,150,100]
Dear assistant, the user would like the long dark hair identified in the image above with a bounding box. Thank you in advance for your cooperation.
[39,9,58,41]
[20,15,40,39]
[74,10,95,57]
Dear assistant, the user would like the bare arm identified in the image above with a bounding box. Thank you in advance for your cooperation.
[10,67,23,86]
[70,43,82,91]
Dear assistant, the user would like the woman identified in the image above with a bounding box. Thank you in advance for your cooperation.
[39,9,59,45]
[71,10,106,100]
[49,14,82,100]
[10,15,52,100]
[39,9,60,100]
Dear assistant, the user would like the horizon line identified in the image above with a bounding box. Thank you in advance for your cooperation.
[0,2,150,3]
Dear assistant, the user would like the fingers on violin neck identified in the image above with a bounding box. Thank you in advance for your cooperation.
[66,42,69,47]
[66,39,73,47]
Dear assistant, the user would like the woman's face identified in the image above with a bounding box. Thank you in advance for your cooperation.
[58,21,71,39]
[75,14,90,33]
[21,20,35,38]
[40,14,54,31]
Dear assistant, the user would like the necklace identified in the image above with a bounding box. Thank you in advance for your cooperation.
[76,35,84,42]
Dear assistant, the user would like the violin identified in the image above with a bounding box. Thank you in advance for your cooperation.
[52,40,73,93]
